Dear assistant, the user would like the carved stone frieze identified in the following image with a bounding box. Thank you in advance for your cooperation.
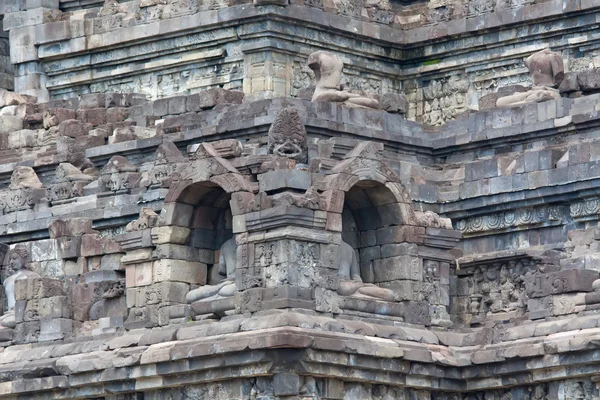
[456,206,563,235]
[418,75,469,125]
[99,156,142,193]
[422,6,453,25]
[570,198,600,220]
[465,0,496,18]
[455,258,536,323]
[46,163,95,204]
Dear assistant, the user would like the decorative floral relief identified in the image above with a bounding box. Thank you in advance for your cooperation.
[456,206,562,234]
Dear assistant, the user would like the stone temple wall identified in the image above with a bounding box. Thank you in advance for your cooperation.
[0,0,599,399]
[3,0,600,121]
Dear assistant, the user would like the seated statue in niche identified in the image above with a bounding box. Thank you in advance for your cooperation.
[186,238,237,303]
[337,240,397,301]
[0,245,40,328]
[307,51,380,110]
[496,48,564,108]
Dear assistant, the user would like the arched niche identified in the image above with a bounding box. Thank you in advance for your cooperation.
[342,179,411,283]
[176,181,233,284]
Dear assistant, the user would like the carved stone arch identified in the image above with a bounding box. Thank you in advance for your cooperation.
[326,148,415,227]
[325,142,421,286]
[164,151,253,203]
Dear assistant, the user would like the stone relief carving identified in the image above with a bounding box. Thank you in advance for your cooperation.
[0,167,46,214]
[465,0,496,18]
[337,0,366,18]
[125,208,158,232]
[414,210,453,229]
[46,163,95,204]
[307,51,380,110]
[422,6,453,25]
[496,49,564,108]
[419,75,469,125]
[268,107,308,164]
[562,380,594,399]
[99,156,142,193]
[140,141,186,189]
[456,259,535,323]
[456,206,562,234]
[569,198,600,220]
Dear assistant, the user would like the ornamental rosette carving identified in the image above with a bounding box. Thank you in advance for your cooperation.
[456,206,564,234]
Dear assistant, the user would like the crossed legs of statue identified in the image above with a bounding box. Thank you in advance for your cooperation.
[186,279,236,303]
[496,87,560,108]
[338,279,397,302]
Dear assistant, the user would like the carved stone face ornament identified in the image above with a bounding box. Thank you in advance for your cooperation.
[268,107,308,163]
[272,138,303,160]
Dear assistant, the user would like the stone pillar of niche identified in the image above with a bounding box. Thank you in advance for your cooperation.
[232,169,337,314]
[0,18,13,91]
[4,0,61,102]
[14,276,72,343]
[241,44,296,101]
[117,203,199,329]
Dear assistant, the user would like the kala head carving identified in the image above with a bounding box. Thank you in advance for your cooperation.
[268,107,308,164]
[307,51,380,110]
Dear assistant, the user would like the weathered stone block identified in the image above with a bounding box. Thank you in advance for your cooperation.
[380,243,419,257]
[24,296,71,321]
[39,318,72,342]
[524,269,598,298]
[126,262,153,287]
[258,170,311,192]
[186,88,244,112]
[15,278,63,301]
[30,239,57,262]
[48,218,95,238]
[81,234,122,257]
[153,259,206,284]
[89,297,127,320]
[373,256,422,282]
[153,244,199,262]
[375,226,425,245]
[273,373,300,396]
[0,115,23,133]
[151,226,191,245]
[157,202,194,227]
[14,321,40,344]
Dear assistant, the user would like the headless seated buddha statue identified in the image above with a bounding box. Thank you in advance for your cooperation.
[186,238,237,303]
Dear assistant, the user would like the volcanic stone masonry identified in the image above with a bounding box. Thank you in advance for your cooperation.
[1,0,600,398]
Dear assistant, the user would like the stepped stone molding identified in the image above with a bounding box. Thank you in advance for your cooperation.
[2,0,599,122]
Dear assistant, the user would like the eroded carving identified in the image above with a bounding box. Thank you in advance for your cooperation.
[47,163,95,204]
[496,49,564,108]
[337,240,396,301]
[186,238,237,303]
[100,156,142,193]
[308,51,380,110]
[1,245,40,328]
[268,107,308,164]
